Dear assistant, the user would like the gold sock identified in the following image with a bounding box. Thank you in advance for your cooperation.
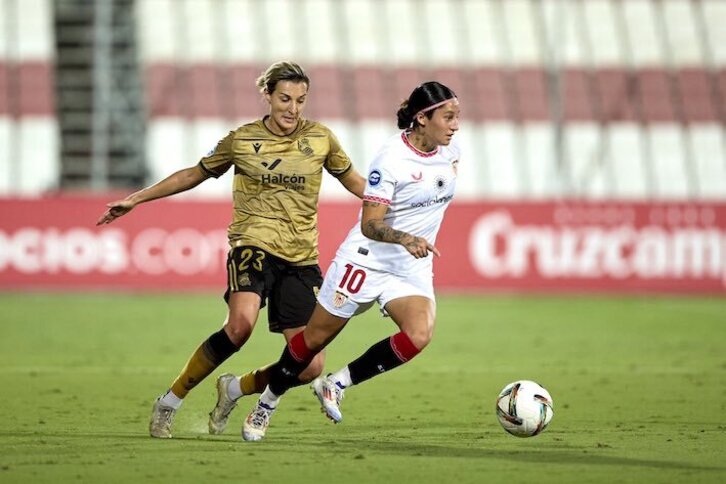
[240,363,273,395]
[170,344,218,398]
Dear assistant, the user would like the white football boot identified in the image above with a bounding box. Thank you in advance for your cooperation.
[242,401,277,442]
[149,397,177,438]
[208,373,239,435]
[311,375,344,423]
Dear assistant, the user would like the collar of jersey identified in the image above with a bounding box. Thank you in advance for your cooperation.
[261,115,303,137]
[401,131,439,158]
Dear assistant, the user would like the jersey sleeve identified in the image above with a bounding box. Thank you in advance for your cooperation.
[199,131,235,178]
[323,128,353,178]
[363,150,396,206]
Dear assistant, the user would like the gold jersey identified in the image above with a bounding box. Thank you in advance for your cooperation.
[199,118,353,265]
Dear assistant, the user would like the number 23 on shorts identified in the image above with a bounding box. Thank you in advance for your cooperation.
[237,247,265,272]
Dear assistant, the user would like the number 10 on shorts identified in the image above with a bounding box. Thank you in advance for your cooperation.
[338,263,366,294]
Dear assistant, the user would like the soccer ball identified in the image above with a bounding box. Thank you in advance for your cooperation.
[495,380,554,437]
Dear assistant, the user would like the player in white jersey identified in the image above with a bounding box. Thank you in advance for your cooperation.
[337,130,458,276]
[323,130,458,317]
[241,81,461,441]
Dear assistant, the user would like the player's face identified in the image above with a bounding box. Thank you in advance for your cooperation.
[264,80,308,135]
[418,101,460,147]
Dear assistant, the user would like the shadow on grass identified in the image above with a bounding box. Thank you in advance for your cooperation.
[276,435,724,473]
[0,430,230,448]
[1,430,722,474]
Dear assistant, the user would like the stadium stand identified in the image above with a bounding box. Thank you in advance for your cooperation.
[0,0,724,199]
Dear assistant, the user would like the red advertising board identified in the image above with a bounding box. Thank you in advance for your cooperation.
[438,201,725,294]
[1,196,724,294]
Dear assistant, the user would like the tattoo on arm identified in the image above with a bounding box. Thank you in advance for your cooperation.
[361,201,416,248]
[363,219,411,243]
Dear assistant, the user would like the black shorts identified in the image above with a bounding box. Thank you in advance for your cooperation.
[224,246,323,333]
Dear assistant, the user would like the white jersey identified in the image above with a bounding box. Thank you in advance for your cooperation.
[336,131,460,276]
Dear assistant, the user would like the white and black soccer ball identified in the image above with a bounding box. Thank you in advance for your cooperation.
[496,380,554,437]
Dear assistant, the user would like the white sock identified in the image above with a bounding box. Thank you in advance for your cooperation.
[160,389,183,409]
[330,366,353,389]
[258,387,280,408]
[227,376,243,400]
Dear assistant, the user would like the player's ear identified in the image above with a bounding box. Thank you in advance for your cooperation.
[416,112,427,127]
[263,89,272,104]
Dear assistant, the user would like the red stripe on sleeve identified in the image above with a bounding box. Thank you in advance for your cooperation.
[363,195,391,205]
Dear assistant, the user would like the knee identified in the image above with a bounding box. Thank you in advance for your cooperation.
[404,323,434,351]
[303,329,330,352]
[223,315,254,347]
[297,352,325,383]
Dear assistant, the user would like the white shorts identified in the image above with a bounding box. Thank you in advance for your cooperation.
[317,257,435,319]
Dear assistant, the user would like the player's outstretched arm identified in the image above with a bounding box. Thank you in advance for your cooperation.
[338,169,366,199]
[359,200,440,259]
[96,164,210,225]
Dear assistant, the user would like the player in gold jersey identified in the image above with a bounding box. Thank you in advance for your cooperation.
[96,61,365,438]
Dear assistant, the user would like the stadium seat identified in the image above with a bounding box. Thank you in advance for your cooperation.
[481,123,523,198]
[691,126,726,199]
[341,0,380,65]
[470,68,509,122]
[650,125,690,198]
[609,124,649,199]
[305,65,344,120]
[301,0,339,65]
[351,66,388,120]
[566,124,610,199]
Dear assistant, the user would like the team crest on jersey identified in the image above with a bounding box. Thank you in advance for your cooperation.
[237,272,251,287]
[434,175,448,192]
[297,138,314,156]
[332,291,348,308]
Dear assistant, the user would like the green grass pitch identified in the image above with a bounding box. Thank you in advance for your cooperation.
[1,293,725,483]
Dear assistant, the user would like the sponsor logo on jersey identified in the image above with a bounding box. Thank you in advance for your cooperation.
[368,170,382,186]
[410,194,454,208]
[333,290,348,308]
[261,158,282,170]
[261,173,307,187]
[298,138,314,156]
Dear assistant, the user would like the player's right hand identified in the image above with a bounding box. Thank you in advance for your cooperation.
[96,199,136,225]
[404,236,441,259]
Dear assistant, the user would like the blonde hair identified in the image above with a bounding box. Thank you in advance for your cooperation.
[256,61,310,94]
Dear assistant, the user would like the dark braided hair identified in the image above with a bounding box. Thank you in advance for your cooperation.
[396,81,457,129]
